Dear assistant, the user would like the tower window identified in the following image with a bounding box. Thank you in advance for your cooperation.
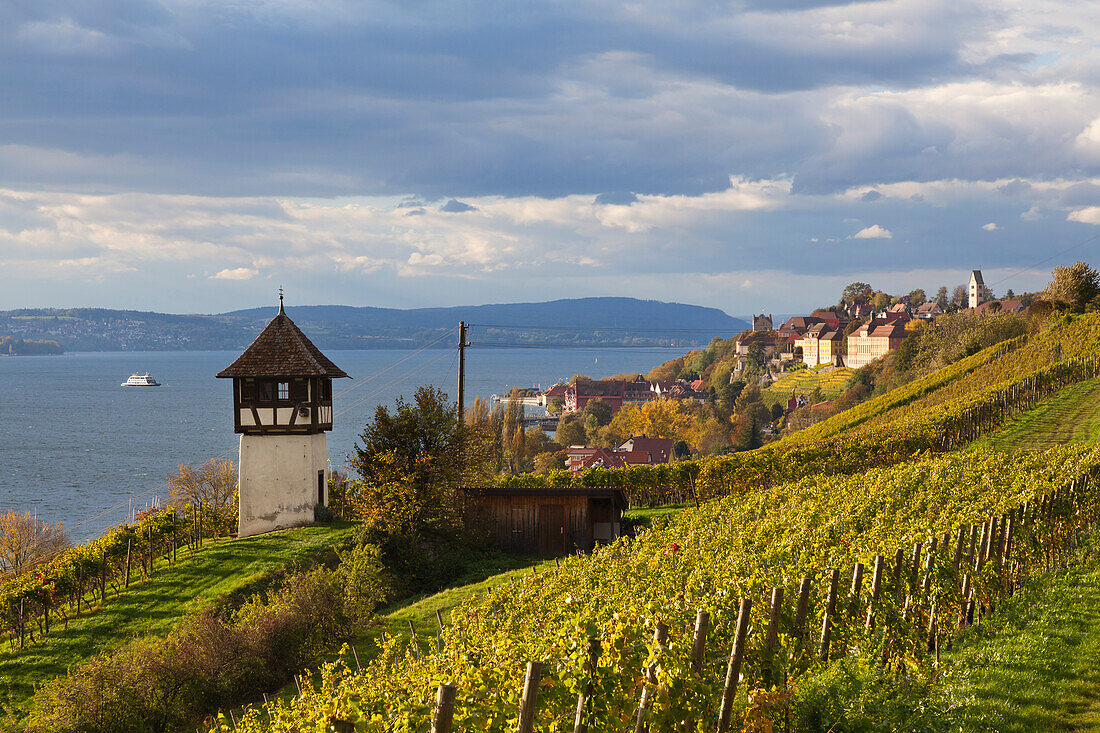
[257,381,274,401]
[277,382,290,400]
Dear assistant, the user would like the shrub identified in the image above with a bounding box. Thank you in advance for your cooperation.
[28,564,366,733]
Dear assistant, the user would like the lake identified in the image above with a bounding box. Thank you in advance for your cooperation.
[0,346,687,540]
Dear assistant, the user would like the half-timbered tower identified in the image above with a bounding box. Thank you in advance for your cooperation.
[216,296,349,538]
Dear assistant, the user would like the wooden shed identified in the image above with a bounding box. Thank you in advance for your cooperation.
[466,487,627,556]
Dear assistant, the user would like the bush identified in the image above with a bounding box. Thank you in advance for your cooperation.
[28,560,376,733]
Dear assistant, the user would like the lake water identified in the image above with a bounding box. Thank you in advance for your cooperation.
[0,346,686,540]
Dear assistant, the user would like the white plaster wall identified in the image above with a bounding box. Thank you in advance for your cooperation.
[238,433,326,538]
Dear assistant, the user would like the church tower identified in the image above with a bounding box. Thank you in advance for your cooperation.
[969,270,989,309]
[216,295,349,538]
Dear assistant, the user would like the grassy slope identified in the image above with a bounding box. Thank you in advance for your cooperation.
[0,523,355,721]
[927,564,1100,731]
[972,375,1100,452]
[761,366,855,406]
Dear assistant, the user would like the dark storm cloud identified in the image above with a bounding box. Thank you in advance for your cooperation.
[0,0,1049,199]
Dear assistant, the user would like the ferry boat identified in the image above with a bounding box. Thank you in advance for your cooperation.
[121,373,161,387]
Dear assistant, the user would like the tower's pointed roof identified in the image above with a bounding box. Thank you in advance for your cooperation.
[217,299,349,379]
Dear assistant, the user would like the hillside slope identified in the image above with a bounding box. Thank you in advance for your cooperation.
[973,376,1100,452]
[0,524,355,724]
[226,446,1100,730]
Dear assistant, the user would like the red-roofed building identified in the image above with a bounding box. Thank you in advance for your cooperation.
[974,299,1026,315]
[565,435,674,472]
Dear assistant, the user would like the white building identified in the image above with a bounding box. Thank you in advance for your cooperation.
[216,297,349,538]
[969,270,989,309]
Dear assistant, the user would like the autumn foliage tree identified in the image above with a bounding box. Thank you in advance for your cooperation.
[0,510,69,578]
[350,386,494,592]
[167,458,238,536]
[351,386,490,541]
[1044,261,1100,313]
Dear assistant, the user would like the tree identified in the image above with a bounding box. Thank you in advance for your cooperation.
[936,286,949,308]
[465,395,491,426]
[951,285,967,308]
[350,386,475,541]
[908,289,926,305]
[0,511,68,576]
[534,452,565,474]
[1044,261,1100,313]
[583,398,613,428]
[842,282,873,304]
[168,458,238,536]
[872,292,891,311]
[1005,288,1015,299]
[718,379,745,412]
[556,415,587,447]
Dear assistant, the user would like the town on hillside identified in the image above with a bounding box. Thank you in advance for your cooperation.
[510,269,1042,469]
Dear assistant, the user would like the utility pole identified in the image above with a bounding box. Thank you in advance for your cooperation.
[457,321,469,423]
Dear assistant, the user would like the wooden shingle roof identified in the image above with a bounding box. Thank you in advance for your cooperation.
[216,305,349,379]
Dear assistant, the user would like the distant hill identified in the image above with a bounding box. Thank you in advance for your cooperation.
[0,298,748,352]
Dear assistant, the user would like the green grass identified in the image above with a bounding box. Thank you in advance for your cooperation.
[761,366,855,407]
[927,563,1100,731]
[624,503,689,530]
[973,376,1100,452]
[0,523,356,722]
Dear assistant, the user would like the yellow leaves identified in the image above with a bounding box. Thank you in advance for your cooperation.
[608,399,700,446]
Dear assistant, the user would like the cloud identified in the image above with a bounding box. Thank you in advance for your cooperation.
[852,224,893,239]
[0,0,1095,202]
[860,190,883,202]
[982,222,999,230]
[440,199,477,213]
[212,267,258,281]
[1068,207,1100,225]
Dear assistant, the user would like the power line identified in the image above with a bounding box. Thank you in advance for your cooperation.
[470,322,741,333]
[471,342,694,352]
[987,230,1100,289]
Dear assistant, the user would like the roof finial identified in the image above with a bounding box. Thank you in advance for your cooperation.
[278,287,285,315]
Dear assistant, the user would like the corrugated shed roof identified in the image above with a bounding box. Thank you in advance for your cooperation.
[216,308,349,378]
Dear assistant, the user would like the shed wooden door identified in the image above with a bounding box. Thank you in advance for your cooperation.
[538,504,565,555]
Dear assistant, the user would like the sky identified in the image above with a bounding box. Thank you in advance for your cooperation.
[2,0,1099,317]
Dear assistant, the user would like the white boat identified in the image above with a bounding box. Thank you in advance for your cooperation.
[121,373,161,387]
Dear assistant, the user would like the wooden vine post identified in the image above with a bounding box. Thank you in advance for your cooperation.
[692,610,710,673]
[865,555,883,633]
[634,623,668,733]
[763,589,782,685]
[517,661,544,733]
[847,563,864,618]
[819,569,840,662]
[574,638,602,733]
[794,576,813,647]
[432,683,457,733]
[717,598,751,733]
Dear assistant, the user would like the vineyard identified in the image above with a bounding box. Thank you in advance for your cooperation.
[760,366,855,406]
[500,313,1100,508]
[219,445,1100,731]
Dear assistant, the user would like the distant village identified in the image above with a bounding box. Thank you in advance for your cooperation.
[528,270,1032,472]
